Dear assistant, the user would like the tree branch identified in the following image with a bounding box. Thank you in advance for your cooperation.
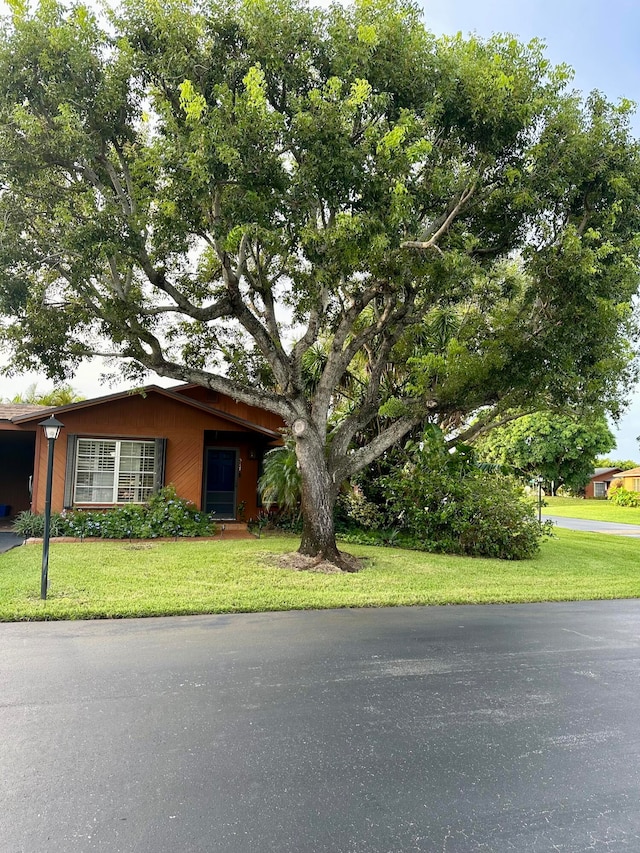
[449,408,537,446]
[328,299,418,464]
[208,189,291,390]
[221,254,291,390]
[338,415,426,481]
[314,288,415,427]
[401,182,477,250]
[129,345,294,419]
[290,282,329,388]
[138,248,233,322]
[97,146,133,216]
[312,284,381,423]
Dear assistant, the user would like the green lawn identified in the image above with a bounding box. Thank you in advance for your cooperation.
[544,496,640,524]
[1,528,639,621]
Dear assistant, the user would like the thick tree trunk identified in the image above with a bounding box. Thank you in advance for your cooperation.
[294,425,356,571]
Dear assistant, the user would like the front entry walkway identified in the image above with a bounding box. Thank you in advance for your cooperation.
[213,522,255,540]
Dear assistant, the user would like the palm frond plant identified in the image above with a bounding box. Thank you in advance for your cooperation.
[259,438,302,517]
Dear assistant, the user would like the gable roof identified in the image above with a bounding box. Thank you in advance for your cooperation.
[8,384,282,439]
[591,467,620,477]
[612,466,640,478]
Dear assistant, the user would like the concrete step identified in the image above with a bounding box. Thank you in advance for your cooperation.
[213,522,255,540]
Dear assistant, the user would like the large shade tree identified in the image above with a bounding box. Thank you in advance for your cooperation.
[473,411,616,493]
[1,0,639,567]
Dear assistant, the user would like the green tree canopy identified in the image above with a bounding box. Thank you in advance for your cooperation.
[474,412,616,492]
[596,457,639,472]
[0,0,639,565]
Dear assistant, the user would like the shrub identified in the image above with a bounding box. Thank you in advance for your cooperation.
[247,507,303,535]
[380,428,551,560]
[336,489,385,531]
[12,510,65,538]
[143,485,215,537]
[13,485,217,540]
[608,487,640,508]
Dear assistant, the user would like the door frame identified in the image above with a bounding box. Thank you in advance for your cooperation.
[202,446,238,520]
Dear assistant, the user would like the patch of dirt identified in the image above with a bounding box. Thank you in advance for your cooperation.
[270,551,364,574]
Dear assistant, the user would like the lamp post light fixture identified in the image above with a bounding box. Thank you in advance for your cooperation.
[38,416,64,600]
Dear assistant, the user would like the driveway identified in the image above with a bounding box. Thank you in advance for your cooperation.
[0,531,23,553]
[543,514,640,537]
[2,603,640,852]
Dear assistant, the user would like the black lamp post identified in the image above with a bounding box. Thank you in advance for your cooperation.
[38,416,64,600]
[535,475,544,524]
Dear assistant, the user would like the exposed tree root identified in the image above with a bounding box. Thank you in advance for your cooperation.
[271,550,364,574]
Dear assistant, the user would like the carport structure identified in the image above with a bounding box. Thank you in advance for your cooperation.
[0,403,47,521]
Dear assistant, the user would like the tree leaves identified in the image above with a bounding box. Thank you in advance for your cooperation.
[0,0,638,459]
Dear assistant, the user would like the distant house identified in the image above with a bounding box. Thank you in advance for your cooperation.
[0,384,284,521]
[610,467,640,494]
[584,467,621,499]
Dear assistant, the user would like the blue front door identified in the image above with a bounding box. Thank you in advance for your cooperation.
[205,449,237,518]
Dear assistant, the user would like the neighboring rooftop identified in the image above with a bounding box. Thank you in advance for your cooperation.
[612,466,640,477]
[0,403,48,422]
[592,467,620,476]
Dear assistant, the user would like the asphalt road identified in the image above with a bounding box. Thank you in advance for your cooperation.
[543,515,640,537]
[2,602,640,852]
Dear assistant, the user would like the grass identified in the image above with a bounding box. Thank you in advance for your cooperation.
[1,528,639,621]
[544,496,640,524]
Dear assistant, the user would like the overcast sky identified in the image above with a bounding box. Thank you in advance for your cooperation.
[1,0,639,458]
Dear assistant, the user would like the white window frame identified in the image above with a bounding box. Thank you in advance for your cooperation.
[633,478,640,492]
[74,438,156,504]
[593,481,606,498]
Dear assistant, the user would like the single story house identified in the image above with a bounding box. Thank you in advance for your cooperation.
[584,467,621,499]
[0,384,284,521]
[610,466,640,494]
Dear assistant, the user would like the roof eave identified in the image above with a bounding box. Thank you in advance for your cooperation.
[9,383,281,438]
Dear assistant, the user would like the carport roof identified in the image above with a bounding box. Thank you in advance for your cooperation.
[0,403,48,422]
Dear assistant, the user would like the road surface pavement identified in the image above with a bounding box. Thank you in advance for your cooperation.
[2,602,640,852]
[543,514,640,537]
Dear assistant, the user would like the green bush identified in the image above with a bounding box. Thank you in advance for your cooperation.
[380,429,551,560]
[336,489,385,530]
[13,486,217,540]
[247,507,303,535]
[608,487,640,508]
[143,486,215,537]
[12,510,65,538]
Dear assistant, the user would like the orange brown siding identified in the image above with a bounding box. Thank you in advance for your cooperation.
[31,390,283,518]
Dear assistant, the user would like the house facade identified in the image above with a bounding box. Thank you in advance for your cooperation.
[0,384,284,521]
[610,466,640,494]
[584,467,621,499]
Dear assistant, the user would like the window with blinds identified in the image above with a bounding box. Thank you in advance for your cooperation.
[74,439,156,504]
